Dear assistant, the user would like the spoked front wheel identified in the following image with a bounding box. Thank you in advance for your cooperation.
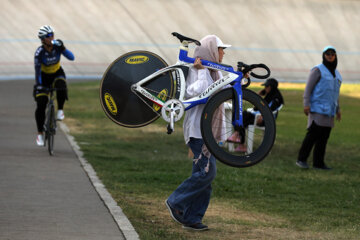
[46,104,56,156]
[48,131,54,156]
[201,88,276,168]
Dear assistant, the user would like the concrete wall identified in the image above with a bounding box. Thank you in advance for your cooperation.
[0,0,359,82]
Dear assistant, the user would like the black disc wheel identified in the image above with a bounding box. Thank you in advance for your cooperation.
[201,88,276,168]
[100,50,179,128]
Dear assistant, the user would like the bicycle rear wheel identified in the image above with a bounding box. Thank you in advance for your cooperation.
[100,51,178,128]
[201,88,276,168]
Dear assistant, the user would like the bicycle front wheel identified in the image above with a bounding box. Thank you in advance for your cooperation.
[100,51,178,128]
[48,132,54,156]
[47,104,55,156]
[201,88,276,168]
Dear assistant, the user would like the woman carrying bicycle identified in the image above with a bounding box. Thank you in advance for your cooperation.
[165,35,231,231]
[33,25,75,146]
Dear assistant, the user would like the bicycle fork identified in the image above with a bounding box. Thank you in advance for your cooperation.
[231,80,244,131]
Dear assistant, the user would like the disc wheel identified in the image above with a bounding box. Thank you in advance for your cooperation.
[201,88,276,168]
[100,51,179,127]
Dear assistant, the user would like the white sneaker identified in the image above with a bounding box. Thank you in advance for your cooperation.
[36,134,44,146]
[57,110,65,120]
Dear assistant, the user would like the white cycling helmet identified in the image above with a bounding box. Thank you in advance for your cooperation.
[38,25,54,39]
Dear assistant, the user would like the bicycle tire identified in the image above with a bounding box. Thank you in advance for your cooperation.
[100,50,179,128]
[47,103,55,156]
[201,88,276,168]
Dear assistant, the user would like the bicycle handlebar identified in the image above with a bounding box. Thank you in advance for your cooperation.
[35,86,67,94]
[43,87,66,91]
[237,62,271,79]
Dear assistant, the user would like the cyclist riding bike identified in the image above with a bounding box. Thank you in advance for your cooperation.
[33,25,75,146]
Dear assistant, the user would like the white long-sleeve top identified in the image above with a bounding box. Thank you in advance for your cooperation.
[183,67,223,144]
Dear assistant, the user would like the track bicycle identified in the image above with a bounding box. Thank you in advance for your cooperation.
[43,87,58,156]
[100,32,276,168]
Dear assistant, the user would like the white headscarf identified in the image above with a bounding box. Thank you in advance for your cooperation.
[195,35,228,152]
[193,35,221,82]
[199,35,220,63]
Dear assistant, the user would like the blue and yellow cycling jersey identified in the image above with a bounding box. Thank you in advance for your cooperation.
[34,44,74,85]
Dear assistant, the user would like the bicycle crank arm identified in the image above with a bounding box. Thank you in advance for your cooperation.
[167,112,175,134]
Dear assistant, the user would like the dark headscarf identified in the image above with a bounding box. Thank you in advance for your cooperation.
[322,50,338,77]
[263,78,284,111]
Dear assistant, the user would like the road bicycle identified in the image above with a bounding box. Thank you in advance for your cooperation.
[43,87,58,156]
[100,32,276,168]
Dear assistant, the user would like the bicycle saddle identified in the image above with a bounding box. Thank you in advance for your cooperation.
[172,32,201,46]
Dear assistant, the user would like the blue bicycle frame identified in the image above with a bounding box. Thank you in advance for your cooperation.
[132,43,246,128]
[178,47,245,128]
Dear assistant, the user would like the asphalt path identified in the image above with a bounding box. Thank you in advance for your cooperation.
[0,80,135,240]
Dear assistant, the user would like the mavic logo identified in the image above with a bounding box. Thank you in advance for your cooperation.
[104,93,117,115]
[125,55,149,64]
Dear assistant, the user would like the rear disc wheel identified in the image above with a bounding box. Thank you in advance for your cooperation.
[100,51,179,127]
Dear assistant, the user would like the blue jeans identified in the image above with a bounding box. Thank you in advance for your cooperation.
[167,138,217,224]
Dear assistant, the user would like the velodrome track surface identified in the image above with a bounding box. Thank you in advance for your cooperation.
[0,0,359,82]
[0,80,139,239]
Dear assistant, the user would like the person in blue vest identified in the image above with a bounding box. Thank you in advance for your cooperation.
[296,46,342,170]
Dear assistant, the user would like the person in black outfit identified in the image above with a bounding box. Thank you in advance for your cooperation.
[227,78,284,151]
[33,25,75,146]
[252,78,284,125]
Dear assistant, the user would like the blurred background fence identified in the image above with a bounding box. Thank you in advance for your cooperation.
[0,0,359,82]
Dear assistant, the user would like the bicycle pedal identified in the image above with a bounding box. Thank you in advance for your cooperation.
[166,124,173,134]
